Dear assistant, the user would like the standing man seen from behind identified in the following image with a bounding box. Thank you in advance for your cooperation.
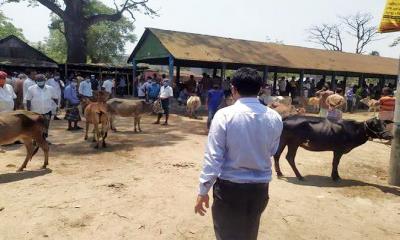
[102,77,114,96]
[0,71,16,112]
[78,76,93,100]
[154,77,173,125]
[206,83,225,129]
[195,68,283,240]
[90,75,99,91]
[46,72,62,120]
[316,83,334,117]
[25,74,58,139]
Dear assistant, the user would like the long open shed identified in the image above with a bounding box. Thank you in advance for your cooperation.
[128,28,399,93]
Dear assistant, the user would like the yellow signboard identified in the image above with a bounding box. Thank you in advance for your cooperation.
[379,0,400,32]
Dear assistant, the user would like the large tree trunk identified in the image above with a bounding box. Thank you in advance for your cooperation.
[64,0,88,63]
[64,21,88,63]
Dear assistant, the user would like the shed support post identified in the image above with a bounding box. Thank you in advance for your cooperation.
[273,71,278,95]
[222,64,226,80]
[343,75,348,90]
[132,59,137,97]
[263,66,269,84]
[389,56,400,186]
[299,70,304,97]
[332,72,337,91]
[212,68,217,78]
[64,64,68,81]
[176,66,181,84]
[379,77,385,91]
[168,56,174,86]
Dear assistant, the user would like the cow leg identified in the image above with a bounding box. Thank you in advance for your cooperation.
[36,137,49,169]
[134,117,138,133]
[274,141,287,177]
[94,124,100,148]
[110,115,117,132]
[137,117,142,132]
[331,152,343,181]
[102,124,108,148]
[286,145,304,180]
[17,139,34,172]
[84,122,90,140]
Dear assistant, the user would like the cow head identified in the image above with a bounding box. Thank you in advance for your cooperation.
[94,90,110,103]
[365,118,393,140]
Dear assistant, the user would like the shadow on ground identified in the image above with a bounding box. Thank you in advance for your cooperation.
[0,168,52,184]
[282,175,400,197]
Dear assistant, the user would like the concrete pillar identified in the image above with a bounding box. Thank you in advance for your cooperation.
[263,66,269,84]
[299,70,304,97]
[273,72,278,95]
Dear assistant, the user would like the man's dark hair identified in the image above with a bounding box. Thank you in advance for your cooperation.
[336,88,343,94]
[35,74,46,82]
[161,74,166,78]
[231,67,262,96]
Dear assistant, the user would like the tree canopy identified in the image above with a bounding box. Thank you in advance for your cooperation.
[0,11,26,40]
[45,1,136,63]
[2,0,156,63]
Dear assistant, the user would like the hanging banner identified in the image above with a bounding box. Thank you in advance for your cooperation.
[379,0,400,33]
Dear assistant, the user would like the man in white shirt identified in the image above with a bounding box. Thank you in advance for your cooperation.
[0,71,16,112]
[78,76,93,99]
[46,73,63,120]
[278,77,287,96]
[26,74,58,138]
[154,75,173,125]
[23,70,37,108]
[102,78,114,95]
[194,68,283,239]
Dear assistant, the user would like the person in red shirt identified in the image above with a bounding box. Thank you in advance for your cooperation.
[378,87,396,132]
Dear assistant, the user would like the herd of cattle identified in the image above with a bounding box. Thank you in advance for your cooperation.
[0,92,393,182]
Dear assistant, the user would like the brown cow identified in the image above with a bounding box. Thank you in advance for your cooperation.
[106,98,154,132]
[0,111,49,171]
[269,102,306,118]
[84,91,110,149]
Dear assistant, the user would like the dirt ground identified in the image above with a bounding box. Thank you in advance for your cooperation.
[0,110,399,240]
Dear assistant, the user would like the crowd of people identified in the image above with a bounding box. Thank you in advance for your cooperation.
[0,70,126,135]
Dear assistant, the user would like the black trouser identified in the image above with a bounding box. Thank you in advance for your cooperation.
[212,179,269,240]
[41,111,52,138]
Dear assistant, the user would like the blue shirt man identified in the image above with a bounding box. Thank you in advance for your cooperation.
[195,68,283,240]
[206,85,225,129]
[64,83,80,105]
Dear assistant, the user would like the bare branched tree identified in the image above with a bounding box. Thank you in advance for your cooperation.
[307,12,380,54]
[307,24,343,51]
[340,13,379,54]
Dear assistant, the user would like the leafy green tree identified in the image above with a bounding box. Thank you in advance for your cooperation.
[46,1,136,63]
[0,11,26,40]
[2,0,156,63]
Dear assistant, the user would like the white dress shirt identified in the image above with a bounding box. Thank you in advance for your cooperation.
[102,79,114,93]
[46,78,62,111]
[79,80,93,97]
[25,85,58,114]
[199,98,283,195]
[159,85,173,99]
[23,78,36,103]
[0,84,17,112]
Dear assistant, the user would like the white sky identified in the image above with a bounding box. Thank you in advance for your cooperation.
[1,0,400,58]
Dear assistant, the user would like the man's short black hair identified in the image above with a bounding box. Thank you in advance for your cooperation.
[231,67,262,96]
[162,74,166,78]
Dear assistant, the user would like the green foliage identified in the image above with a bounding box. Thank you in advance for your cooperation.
[45,0,136,63]
[0,11,26,40]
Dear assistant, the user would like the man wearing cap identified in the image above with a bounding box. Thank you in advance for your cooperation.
[154,75,173,125]
[25,74,58,138]
[0,71,17,112]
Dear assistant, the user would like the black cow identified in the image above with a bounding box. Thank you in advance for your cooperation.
[274,116,393,181]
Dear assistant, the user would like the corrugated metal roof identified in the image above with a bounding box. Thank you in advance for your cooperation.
[133,28,398,76]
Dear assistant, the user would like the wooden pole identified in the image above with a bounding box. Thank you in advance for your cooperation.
[262,66,269,84]
[332,72,337,91]
[273,72,278,95]
[389,56,400,186]
[299,70,304,97]
[132,59,137,97]
[168,55,174,86]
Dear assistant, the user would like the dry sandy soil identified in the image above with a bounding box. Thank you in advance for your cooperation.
[0,109,399,240]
